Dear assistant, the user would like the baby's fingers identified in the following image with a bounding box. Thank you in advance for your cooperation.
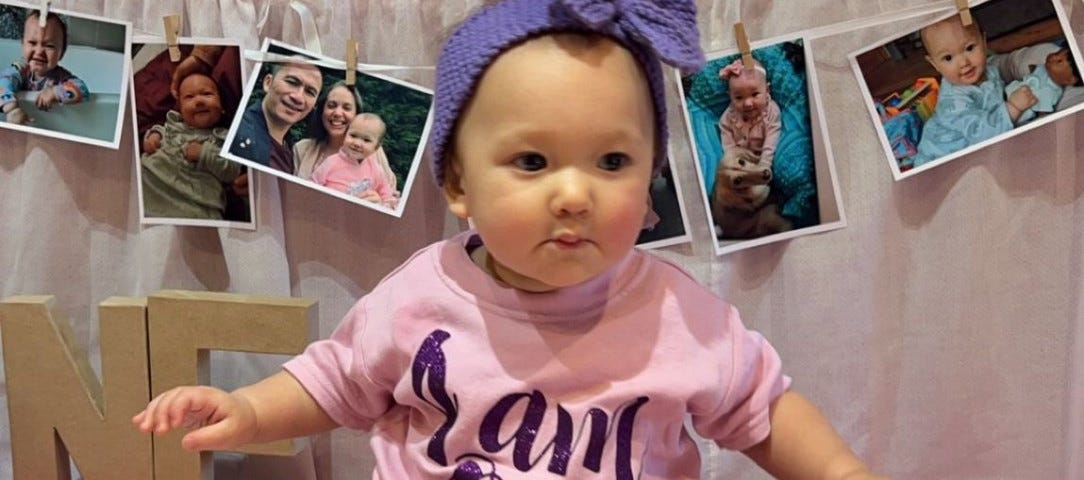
[180,416,240,452]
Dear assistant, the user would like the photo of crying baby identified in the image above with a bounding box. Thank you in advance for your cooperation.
[0,2,130,148]
[851,0,1084,180]
[677,37,844,256]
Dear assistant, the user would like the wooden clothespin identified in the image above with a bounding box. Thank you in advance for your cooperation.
[38,0,50,27]
[734,22,754,70]
[345,39,358,86]
[163,15,183,62]
[956,0,973,27]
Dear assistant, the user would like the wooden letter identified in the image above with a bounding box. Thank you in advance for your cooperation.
[147,290,317,480]
[0,296,153,479]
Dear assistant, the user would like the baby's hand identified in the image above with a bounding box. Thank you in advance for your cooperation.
[1009,85,1038,111]
[143,132,162,155]
[356,190,382,203]
[184,140,202,163]
[132,385,258,452]
[231,172,249,197]
[35,88,59,111]
[6,107,30,125]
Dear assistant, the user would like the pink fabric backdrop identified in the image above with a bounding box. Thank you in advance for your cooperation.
[0,0,1081,478]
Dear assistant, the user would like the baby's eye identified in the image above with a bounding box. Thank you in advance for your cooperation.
[598,153,630,171]
[941,54,953,63]
[512,153,546,171]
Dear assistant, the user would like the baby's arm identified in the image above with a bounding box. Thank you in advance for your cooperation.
[143,125,165,155]
[743,391,887,479]
[132,370,337,452]
[193,140,243,182]
[759,101,783,167]
[310,156,333,186]
[718,109,739,151]
[0,64,27,123]
[52,75,90,105]
[1005,85,1038,123]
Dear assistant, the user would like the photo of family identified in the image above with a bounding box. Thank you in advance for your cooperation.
[221,39,433,217]
[852,0,1084,180]
[130,39,254,228]
[678,37,844,256]
[635,149,693,250]
[0,2,129,148]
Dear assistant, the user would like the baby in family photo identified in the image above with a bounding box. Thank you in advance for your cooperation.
[140,73,243,220]
[910,14,1078,167]
[310,112,397,208]
[0,9,89,125]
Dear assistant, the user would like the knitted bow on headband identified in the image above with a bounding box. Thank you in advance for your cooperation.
[428,0,707,186]
[561,0,705,75]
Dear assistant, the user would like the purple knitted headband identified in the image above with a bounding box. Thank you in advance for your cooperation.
[428,0,706,185]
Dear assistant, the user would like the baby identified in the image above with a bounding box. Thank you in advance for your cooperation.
[911,15,1037,167]
[310,112,396,207]
[717,58,781,167]
[133,1,885,478]
[140,73,242,220]
[1004,46,1082,124]
[0,10,89,125]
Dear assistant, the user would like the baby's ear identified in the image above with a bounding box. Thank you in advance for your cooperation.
[442,156,469,219]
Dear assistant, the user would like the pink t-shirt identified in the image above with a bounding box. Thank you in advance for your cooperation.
[284,231,790,479]
[310,149,394,203]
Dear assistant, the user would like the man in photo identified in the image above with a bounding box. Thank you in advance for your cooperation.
[229,59,322,173]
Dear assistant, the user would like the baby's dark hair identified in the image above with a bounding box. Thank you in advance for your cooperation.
[1063,47,1084,87]
[24,9,68,58]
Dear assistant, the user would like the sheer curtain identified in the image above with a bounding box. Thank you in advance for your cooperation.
[0,1,1080,478]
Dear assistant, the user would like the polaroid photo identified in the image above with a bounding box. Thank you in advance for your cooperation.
[677,37,845,256]
[130,37,256,229]
[636,145,694,250]
[0,1,130,148]
[221,38,433,218]
[851,0,1084,180]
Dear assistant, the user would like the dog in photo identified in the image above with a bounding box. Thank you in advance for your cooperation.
[711,146,792,239]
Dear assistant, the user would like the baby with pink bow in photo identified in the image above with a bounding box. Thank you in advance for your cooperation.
[718,58,782,167]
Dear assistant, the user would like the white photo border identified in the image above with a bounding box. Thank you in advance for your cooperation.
[848,0,1084,181]
[220,38,434,219]
[635,144,694,250]
[676,34,846,256]
[0,1,131,149]
[129,36,256,230]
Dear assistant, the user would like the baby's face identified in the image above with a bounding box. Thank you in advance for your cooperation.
[445,34,654,292]
[21,15,64,77]
[923,19,987,86]
[728,72,770,120]
[1046,49,1078,87]
[178,74,223,129]
[342,116,383,161]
